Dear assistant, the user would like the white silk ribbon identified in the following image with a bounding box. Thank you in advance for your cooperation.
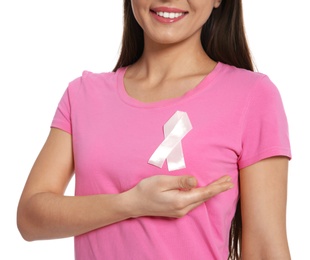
[148,111,192,171]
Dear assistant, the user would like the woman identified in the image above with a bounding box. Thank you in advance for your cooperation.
[17,0,291,259]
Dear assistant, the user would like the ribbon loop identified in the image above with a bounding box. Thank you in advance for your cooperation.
[148,111,192,171]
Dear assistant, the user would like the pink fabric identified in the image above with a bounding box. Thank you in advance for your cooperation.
[51,62,291,260]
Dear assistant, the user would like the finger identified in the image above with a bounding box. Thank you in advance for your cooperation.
[201,179,234,200]
[212,175,233,184]
[161,175,198,191]
[178,175,197,190]
[158,175,231,193]
[183,178,234,205]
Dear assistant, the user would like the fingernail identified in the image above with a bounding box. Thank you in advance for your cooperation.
[225,176,232,182]
[228,183,234,189]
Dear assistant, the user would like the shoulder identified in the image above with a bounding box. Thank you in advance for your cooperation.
[59,67,128,111]
[66,70,118,92]
[219,62,269,85]
[217,62,280,98]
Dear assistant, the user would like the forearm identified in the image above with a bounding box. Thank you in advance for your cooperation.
[17,191,132,241]
[17,174,234,241]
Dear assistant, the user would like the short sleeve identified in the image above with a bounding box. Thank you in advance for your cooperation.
[238,76,291,169]
[51,86,72,134]
[51,73,85,134]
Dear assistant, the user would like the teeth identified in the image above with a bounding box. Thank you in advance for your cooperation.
[156,12,184,19]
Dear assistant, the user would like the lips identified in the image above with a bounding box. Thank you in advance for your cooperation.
[150,7,188,23]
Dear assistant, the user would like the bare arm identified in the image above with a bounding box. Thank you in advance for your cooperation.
[17,128,234,241]
[240,156,291,259]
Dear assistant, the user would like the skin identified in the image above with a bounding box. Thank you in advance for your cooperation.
[240,157,290,259]
[17,129,234,240]
[126,0,221,102]
[17,0,291,259]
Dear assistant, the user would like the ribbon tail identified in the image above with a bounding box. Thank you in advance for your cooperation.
[148,135,180,168]
[167,142,185,171]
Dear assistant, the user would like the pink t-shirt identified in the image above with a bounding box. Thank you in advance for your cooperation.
[52,62,291,260]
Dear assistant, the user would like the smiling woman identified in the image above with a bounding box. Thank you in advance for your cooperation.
[16,0,291,259]
[130,0,219,45]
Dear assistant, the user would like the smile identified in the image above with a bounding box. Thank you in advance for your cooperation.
[150,8,188,23]
[156,12,185,19]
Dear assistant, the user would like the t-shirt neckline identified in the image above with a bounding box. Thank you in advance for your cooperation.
[116,62,223,108]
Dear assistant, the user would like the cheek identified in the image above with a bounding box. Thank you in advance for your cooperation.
[197,7,214,25]
[130,0,149,29]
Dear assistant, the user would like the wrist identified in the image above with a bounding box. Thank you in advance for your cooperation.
[118,189,142,219]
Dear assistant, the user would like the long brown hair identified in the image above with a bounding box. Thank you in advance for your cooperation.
[114,0,254,259]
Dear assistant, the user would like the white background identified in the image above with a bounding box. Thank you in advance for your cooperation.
[1,1,309,259]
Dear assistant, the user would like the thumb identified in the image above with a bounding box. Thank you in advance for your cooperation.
[177,175,198,190]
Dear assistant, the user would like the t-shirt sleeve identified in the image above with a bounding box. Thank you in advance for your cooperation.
[238,75,291,169]
[51,86,72,134]
[51,74,84,134]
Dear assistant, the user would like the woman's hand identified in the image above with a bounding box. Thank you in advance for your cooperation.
[17,128,234,241]
[125,175,234,218]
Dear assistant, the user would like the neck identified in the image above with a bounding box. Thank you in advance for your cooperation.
[132,34,215,79]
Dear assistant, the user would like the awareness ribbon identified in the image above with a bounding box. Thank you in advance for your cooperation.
[148,111,193,171]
